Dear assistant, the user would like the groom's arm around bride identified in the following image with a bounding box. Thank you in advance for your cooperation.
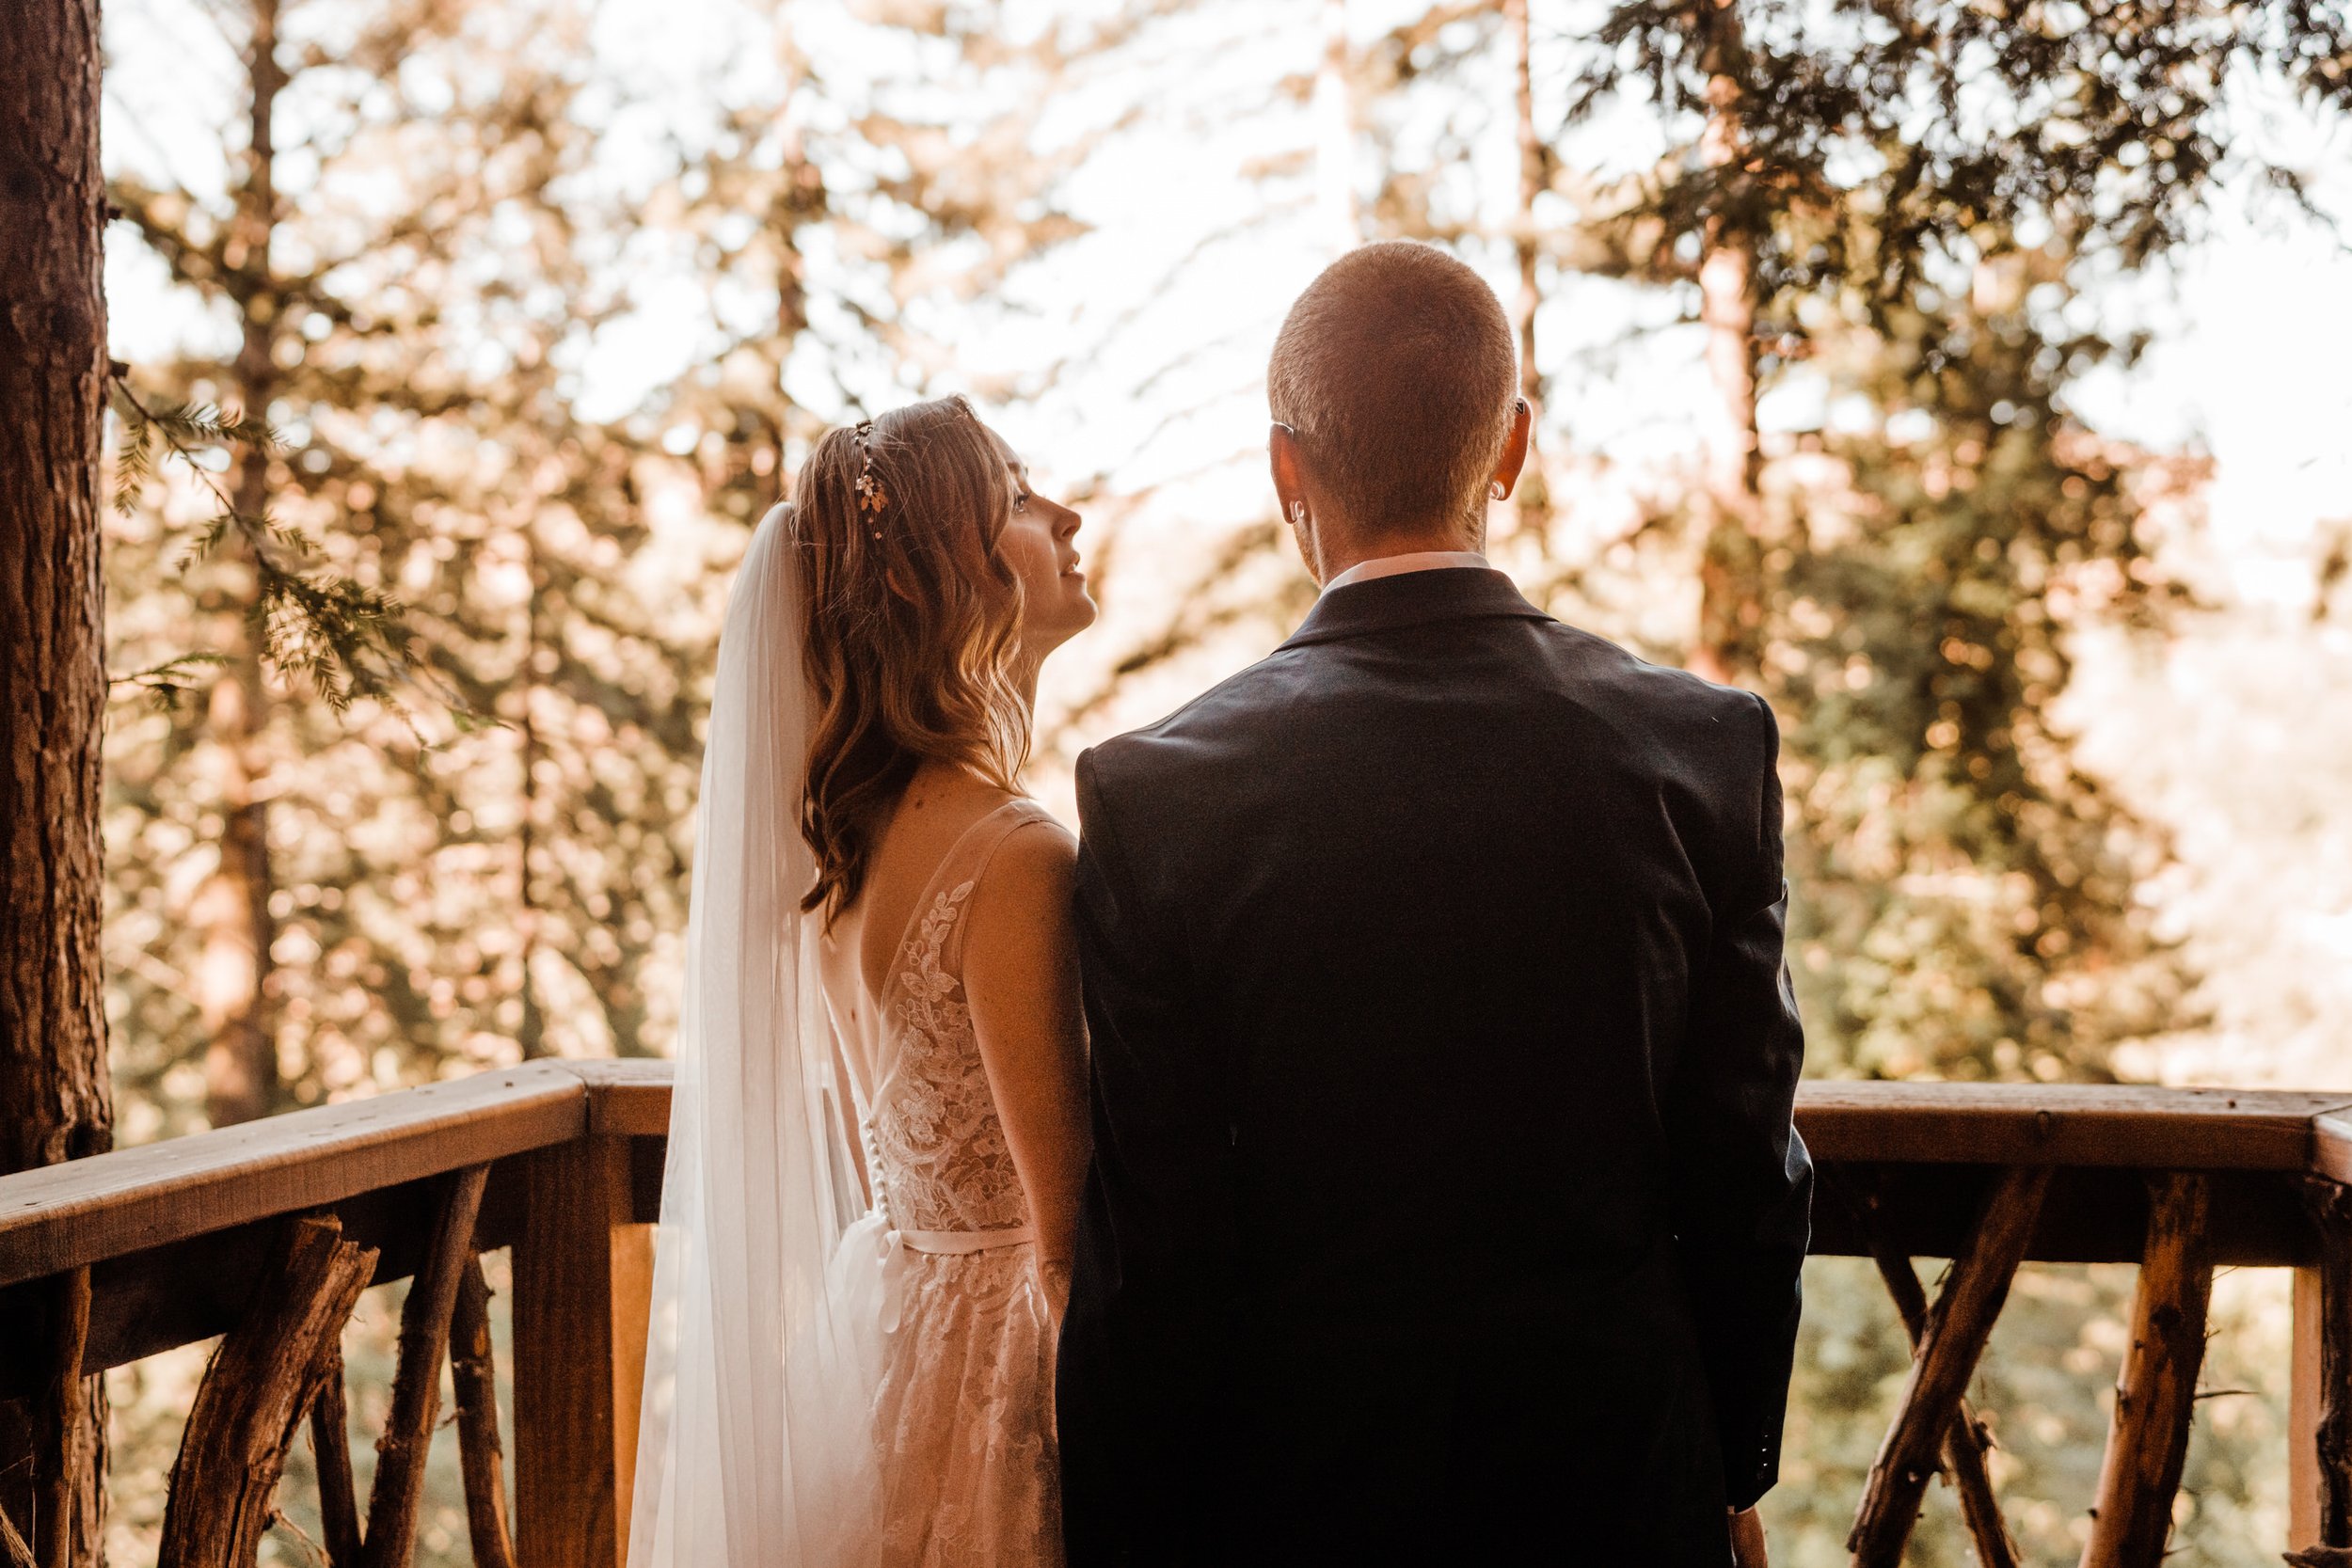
[1055,241,1811,1566]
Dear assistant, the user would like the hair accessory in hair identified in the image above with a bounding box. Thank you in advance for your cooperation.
[852,419,888,537]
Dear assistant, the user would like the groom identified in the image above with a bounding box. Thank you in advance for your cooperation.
[1056,241,1811,1564]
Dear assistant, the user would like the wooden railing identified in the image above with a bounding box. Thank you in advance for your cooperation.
[0,1062,2346,1567]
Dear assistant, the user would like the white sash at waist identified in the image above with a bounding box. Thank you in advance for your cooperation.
[843,1210,1038,1333]
[896,1224,1038,1255]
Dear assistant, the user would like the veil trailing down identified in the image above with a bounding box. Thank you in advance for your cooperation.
[628,502,890,1568]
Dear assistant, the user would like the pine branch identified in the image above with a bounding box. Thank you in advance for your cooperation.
[108,653,232,711]
[109,368,424,715]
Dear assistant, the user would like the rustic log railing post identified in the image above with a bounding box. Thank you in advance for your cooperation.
[1830,1166,2022,1568]
[309,1343,363,1566]
[156,1215,378,1568]
[361,1164,490,1568]
[1870,1248,2021,1568]
[1850,1164,2051,1567]
[2288,1177,2352,1568]
[512,1133,653,1568]
[2080,1173,2216,1568]
[452,1252,520,1568]
[30,1267,91,1568]
[0,1511,31,1568]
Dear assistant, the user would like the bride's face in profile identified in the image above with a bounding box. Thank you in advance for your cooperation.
[987,428,1095,662]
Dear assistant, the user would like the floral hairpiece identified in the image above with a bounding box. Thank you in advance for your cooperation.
[852,419,888,538]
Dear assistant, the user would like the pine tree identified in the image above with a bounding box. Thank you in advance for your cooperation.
[0,0,114,1554]
[1565,0,2352,681]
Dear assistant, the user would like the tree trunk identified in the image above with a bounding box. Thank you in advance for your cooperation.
[0,0,116,1557]
[1504,0,1549,541]
[199,0,286,1126]
[1690,8,1766,686]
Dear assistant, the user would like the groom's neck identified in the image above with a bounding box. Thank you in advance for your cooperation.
[1311,520,1486,587]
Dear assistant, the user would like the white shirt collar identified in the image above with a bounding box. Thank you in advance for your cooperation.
[1321,549,1490,594]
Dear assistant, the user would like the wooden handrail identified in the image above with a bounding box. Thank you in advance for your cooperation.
[0,1063,591,1288]
[3,1069,2349,1290]
[2319,1108,2352,1185]
[1796,1083,2352,1171]
[0,1063,2343,1567]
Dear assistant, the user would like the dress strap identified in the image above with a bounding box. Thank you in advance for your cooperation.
[945,797,1057,890]
[929,798,1062,975]
[875,797,1064,1008]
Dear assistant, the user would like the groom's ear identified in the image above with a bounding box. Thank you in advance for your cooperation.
[1268,421,1307,519]
[1488,397,1534,503]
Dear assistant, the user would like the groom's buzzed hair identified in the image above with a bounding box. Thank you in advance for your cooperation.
[1268,240,1519,537]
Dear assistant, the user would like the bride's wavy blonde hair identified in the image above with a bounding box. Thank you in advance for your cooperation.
[792,395,1030,925]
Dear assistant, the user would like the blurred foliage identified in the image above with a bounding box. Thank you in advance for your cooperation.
[1760,277,2192,1084]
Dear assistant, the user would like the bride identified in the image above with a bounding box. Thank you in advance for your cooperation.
[628,395,1096,1566]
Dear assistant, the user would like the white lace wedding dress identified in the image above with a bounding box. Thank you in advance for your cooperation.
[816,797,1068,1567]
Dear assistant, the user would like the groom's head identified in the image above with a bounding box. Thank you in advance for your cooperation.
[1268,241,1529,577]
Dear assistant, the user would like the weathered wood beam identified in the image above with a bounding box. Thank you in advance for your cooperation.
[512,1135,653,1568]
[309,1343,363,1566]
[2079,1173,2216,1568]
[451,1254,519,1568]
[1798,1085,2352,1171]
[360,1164,490,1568]
[2296,1178,2352,1553]
[1849,1164,2052,1567]
[0,1065,583,1287]
[156,1215,376,1568]
[0,1155,551,1399]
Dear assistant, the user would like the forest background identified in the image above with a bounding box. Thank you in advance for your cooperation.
[78,0,2352,1562]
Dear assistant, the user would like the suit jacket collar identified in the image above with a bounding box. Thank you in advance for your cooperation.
[1279,565,1551,650]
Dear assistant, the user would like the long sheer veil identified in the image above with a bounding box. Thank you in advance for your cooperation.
[628,502,887,1567]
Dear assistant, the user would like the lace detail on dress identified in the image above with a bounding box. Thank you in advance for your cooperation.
[868,879,1032,1236]
[843,799,1062,1567]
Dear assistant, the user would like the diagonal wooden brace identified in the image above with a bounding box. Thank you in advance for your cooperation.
[1871,1246,2022,1568]
[156,1215,378,1568]
[360,1163,491,1568]
[308,1342,362,1565]
[1849,1164,2052,1568]
[2079,1172,2216,1568]
[451,1252,520,1568]
[1831,1163,2023,1568]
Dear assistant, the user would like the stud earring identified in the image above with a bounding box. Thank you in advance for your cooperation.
[1490,481,1507,500]
[1288,502,1308,526]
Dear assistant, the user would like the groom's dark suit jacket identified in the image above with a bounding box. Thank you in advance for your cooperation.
[1056,566,1811,1565]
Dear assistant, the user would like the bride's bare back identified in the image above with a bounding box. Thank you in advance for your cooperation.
[828,761,1088,1274]
[814,759,1087,1566]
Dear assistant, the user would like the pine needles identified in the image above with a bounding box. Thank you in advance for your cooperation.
[109,369,419,715]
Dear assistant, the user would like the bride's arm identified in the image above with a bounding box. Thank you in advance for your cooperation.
[962,820,1091,1319]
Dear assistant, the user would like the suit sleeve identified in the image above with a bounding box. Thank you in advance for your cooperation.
[1667,690,1813,1511]
[1061,746,1238,1550]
